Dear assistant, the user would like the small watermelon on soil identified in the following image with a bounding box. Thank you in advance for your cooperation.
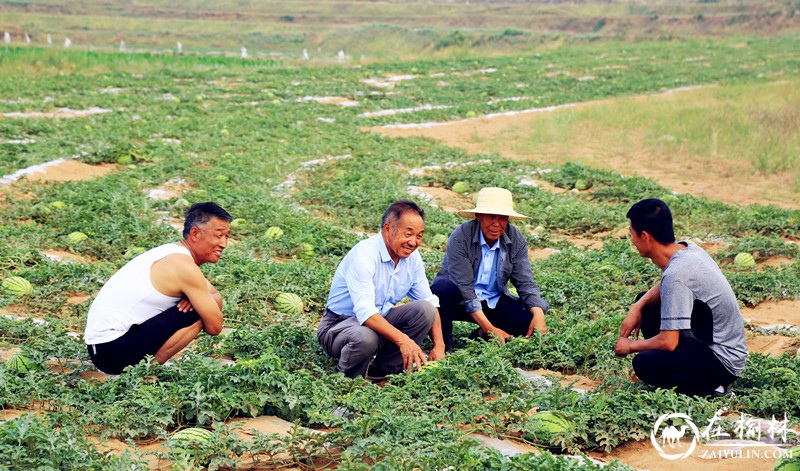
[169,427,214,462]
[230,218,248,230]
[67,231,88,246]
[5,353,42,373]
[298,242,315,260]
[124,247,146,259]
[265,226,284,240]
[734,252,756,269]
[574,179,591,191]
[274,292,304,315]
[2,276,33,295]
[524,411,572,447]
[452,181,468,193]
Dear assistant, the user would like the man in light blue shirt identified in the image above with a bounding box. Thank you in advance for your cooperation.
[318,200,445,379]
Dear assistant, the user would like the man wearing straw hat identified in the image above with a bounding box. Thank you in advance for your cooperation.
[431,187,548,350]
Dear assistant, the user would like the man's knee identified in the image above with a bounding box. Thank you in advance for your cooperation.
[632,351,660,384]
[352,328,380,353]
[409,300,436,330]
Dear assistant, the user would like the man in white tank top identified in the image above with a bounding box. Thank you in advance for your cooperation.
[84,202,231,375]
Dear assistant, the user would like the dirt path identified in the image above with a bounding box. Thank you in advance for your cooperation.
[372,85,800,210]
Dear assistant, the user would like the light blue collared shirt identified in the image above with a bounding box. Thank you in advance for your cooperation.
[474,231,501,309]
[326,234,439,325]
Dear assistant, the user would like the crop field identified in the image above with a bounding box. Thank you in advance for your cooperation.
[1,1,800,470]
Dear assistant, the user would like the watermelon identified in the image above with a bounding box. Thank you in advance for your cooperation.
[524,411,572,446]
[734,252,756,269]
[117,154,133,165]
[169,427,214,462]
[774,446,800,471]
[174,198,190,209]
[452,181,468,193]
[574,179,591,191]
[299,242,315,260]
[265,226,284,240]
[229,218,248,230]
[67,231,88,245]
[31,203,53,219]
[2,276,33,295]
[49,201,67,209]
[274,292,304,314]
[124,246,146,259]
[5,353,41,373]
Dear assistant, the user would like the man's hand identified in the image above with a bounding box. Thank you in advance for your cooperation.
[397,334,428,372]
[486,326,511,345]
[177,298,194,313]
[428,343,446,362]
[619,303,643,340]
[526,307,547,337]
[614,336,634,357]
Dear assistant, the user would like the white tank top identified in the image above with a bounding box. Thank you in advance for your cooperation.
[84,243,191,344]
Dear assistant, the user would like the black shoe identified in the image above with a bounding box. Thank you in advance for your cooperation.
[712,383,734,398]
[365,363,391,382]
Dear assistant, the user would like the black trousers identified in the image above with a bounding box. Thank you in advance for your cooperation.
[431,278,533,351]
[633,292,736,396]
[87,306,201,375]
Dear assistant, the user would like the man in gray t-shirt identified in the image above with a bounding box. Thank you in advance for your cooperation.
[614,198,748,397]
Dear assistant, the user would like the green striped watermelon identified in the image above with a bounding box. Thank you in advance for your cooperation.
[274,292,304,314]
[229,218,248,230]
[524,411,572,447]
[169,427,214,462]
[264,226,284,240]
[5,353,42,373]
[734,252,756,269]
[298,242,315,260]
[67,231,88,246]
[452,181,468,193]
[2,276,33,295]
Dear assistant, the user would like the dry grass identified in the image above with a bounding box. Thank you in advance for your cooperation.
[374,80,800,209]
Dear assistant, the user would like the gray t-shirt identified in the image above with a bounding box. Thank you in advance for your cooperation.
[660,242,748,376]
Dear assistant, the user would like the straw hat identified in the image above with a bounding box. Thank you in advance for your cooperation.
[457,187,529,220]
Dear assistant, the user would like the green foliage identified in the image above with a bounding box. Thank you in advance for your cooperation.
[0,413,147,470]
[0,24,798,469]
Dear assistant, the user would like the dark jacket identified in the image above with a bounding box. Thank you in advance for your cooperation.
[433,219,548,314]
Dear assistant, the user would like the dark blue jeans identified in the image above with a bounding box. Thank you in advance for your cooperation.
[431,278,532,351]
[633,293,736,396]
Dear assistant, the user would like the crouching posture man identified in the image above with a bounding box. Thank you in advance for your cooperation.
[317,200,446,380]
[84,202,230,375]
[614,198,748,397]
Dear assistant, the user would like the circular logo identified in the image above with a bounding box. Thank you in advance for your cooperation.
[650,413,700,460]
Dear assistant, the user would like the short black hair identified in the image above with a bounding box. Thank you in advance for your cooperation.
[626,198,675,245]
[381,200,424,228]
[183,202,232,239]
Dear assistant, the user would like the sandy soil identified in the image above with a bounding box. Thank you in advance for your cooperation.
[23,160,116,182]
